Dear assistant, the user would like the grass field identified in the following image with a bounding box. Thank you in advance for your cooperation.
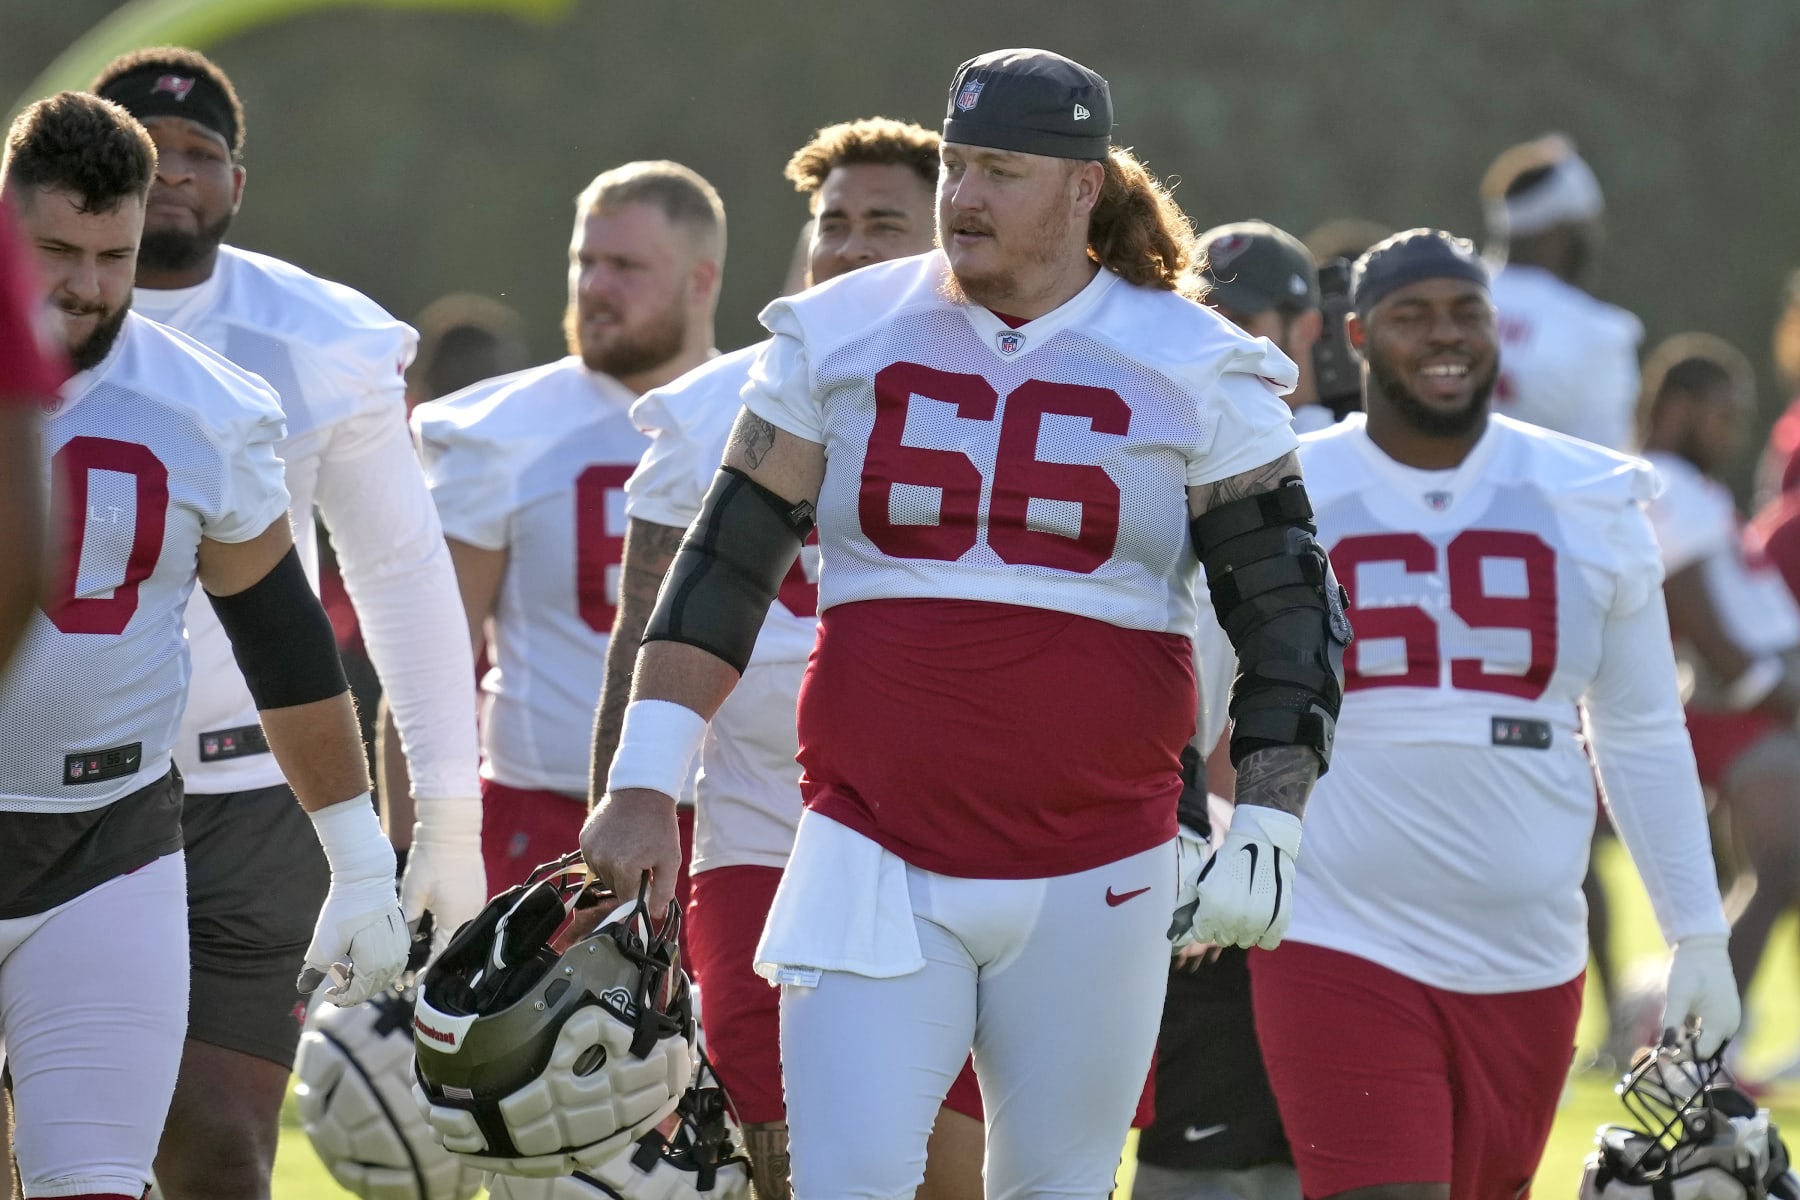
[271,838,1800,1198]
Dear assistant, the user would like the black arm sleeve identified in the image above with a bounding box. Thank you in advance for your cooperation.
[206,544,349,710]
[643,467,814,674]
[1190,477,1352,771]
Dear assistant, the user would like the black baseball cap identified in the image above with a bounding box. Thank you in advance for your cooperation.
[943,48,1112,161]
[1351,228,1489,317]
[1198,221,1321,315]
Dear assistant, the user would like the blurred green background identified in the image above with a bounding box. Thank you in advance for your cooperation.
[7,0,1800,494]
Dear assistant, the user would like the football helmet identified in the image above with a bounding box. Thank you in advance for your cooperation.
[1580,1039,1800,1200]
[412,854,696,1177]
[484,1054,751,1200]
[293,977,484,1200]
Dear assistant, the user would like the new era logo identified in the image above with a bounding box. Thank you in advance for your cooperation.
[152,74,194,101]
[1073,103,1091,121]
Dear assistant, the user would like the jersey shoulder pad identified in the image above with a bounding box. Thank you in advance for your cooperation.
[1490,414,1655,507]
[118,312,285,433]
[757,252,945,360]
[1086,281,1300,398]
[629,341,762,441]
[215,247,416,420]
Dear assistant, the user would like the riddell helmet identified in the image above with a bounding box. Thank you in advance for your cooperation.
[412,855,695,1177]
[1580,1041,1800,1200]
[484,1053,751,1200]
[293,980,484,1200]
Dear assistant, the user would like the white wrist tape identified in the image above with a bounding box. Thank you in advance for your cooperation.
[308,793,394,882]
[1725,656,1783,711]
[607,699,708,800]
[411,794,482,848]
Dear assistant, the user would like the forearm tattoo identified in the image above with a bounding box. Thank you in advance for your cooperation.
[1233,745,1319,819]
[589,520,687,797]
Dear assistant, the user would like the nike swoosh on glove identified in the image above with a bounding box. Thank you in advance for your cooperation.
[1662,933,1742,1059]
[399,795,485,958]
[1189,805,1301,951]
[301,795,409,1007]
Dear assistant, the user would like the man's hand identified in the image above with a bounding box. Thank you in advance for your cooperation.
[1663,933,1742,1059]
[581,788,682,911]
[1170,823,1209,948]
[1190,804,1302,951]
[301,795,409,1006]
[399,794,486,954]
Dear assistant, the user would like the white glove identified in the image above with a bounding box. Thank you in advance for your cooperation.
[1189,805,1301,951]
[399,794,485,957]
[1169,823,1209,949]
[302,794,409,1007]
[1662,933,1741,1059]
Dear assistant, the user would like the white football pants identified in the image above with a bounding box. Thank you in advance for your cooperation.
[0,852,188,1198]
[779,840,1174,1200]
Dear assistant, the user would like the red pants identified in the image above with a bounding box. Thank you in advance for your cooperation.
[1251,941,1582,1200]
[479,778,693,955]
[686,864,983,1126]
[1685,706,1785,788]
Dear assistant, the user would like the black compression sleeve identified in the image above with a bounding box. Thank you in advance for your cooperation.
[643,467,814,673]
[206,545,349,710]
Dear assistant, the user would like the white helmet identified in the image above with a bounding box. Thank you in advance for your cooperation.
[1580,1040,1800,1200]
[484,1055,750,1200]
[293,981,484,1200]
[412,856,696,1178]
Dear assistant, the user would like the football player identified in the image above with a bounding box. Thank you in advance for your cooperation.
[85,48,483,1200]
[1638,333,1800,1025]
[584,49,1341,1198]
[0,199,60,671]
[588,117,983,1200]
[1481,134,1642,450]
[413,161,721,902]
[1248,230,1740,1200]
[0,91,406,1200]
[1128,221,1330,1200]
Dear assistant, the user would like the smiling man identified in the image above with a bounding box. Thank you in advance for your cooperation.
[1248,229,1739,1200]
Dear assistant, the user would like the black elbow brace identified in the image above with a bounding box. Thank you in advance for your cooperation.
[644,467,814,673]
[206,545,349,710]
[1190,477,1352,771]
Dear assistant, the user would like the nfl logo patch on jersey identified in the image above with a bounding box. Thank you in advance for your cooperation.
[956,79,984,112]
[996,331,1025,355]
[1424,490,1453,511]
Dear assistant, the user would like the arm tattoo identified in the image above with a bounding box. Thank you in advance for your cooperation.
[1190,449,1302,512]
[589,520,687,802]
[1233,745,1319,819]
[730,413,780,470]
[741,1120,792,1200]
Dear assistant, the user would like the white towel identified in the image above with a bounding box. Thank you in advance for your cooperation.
[754,811,925,982]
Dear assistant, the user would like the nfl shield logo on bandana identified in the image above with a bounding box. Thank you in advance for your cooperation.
[152,74,195,101]
[955,78,984,112]
[996,331,1025,355]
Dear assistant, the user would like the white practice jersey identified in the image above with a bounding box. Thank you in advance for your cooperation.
[627,343,822,871]
[744,251,1299,635]
[0,313,288,811]
[135,246,477,801]
[1491,263,1643,451]
[1288,414,1727,991]
[1644,451,1800,677]
[414,358,647,795]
